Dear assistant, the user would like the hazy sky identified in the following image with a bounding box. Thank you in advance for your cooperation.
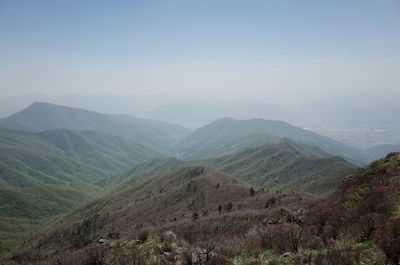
[1,0,399,102]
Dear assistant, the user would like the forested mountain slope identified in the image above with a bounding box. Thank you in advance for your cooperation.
[0,102,191,153]
[121,139,358,194]
[175,117,367,164]
[0,128,167,255]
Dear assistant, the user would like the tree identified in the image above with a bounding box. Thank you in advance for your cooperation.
[192,212,199,221]
[224,202,233,212]
[193,239,217,264]
[265,197,277,208]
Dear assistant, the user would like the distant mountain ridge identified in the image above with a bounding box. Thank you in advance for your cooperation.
[0,102,191,153]
[176,117,367,164]
[0,102,370,166]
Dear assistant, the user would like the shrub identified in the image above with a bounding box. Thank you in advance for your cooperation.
[374,216,400,264]
[224,203,233,212]
[82,246,108,265]
[206,255,233,265]
[107,231,120,239]
[192,212,199,221]
[137,229,150,243]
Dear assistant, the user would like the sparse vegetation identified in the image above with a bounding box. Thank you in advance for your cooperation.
[3,153,398,265]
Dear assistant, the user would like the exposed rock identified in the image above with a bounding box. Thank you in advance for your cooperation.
[262,218,278,225]
[164,230,177,241]
[281,252,294,258]
[98,238,108,245]
[163,251,172,257]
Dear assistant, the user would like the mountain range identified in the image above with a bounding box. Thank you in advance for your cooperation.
[0,101,393,258]
[2,93,399,149]
[0,102,191,153]
[175,117,367,164]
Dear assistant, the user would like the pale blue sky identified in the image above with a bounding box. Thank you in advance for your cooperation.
[0,0,399,101]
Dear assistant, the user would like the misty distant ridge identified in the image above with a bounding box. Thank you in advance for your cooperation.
[0,102,366,164]
[175,115,367,164]
[1,93,399,149]
[0,101,398,164]
[0,96,299,129]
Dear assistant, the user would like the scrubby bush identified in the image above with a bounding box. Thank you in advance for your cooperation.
[137,229,150,243]
[374,216,400,264]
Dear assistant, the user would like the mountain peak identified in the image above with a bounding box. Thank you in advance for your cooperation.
[21,101,62,114]
[0,102,190,152]
[214,117,235,123]
[25,101,90,114]
[30,101,54,107]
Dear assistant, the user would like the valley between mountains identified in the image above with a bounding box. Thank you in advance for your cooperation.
[0,102,399,265]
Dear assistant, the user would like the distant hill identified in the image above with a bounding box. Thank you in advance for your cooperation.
[0,128,166,255]
[175,117,367,164]
[121,139,358,194]
[0,129,165,189]
[0,102,191,153]
[0,94,300,129]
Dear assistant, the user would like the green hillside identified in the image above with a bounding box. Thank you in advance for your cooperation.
[121,138,358,194]
[0,129,165,188]
[0,128,168,255]
[0,102,191,152]
[176,117,367,164]
[0,184,96,255]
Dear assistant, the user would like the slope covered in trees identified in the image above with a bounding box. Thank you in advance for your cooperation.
[0,102,191,153]
[121,139,358,194]
[175,117,367,164]
[0,128,167,255]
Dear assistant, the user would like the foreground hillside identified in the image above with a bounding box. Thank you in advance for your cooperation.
[121,139,358,194]
[176,117,367,164]
[6,154,400,264]
[14,167,309,260]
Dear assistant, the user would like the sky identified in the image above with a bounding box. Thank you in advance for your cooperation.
[0,0,399,103]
